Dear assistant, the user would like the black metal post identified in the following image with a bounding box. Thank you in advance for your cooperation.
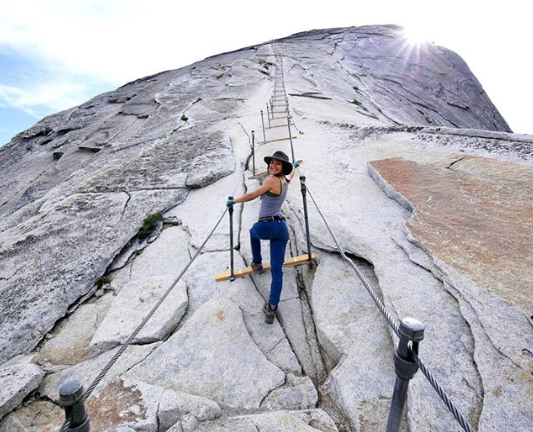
[300,176,313,264]
[386,318,425,432]
[59,381,90,432]
[251,131,256,175]
[228,197,235,282]
[260,110,266,144]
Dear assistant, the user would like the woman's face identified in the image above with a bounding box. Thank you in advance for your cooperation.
[269,159,283,175]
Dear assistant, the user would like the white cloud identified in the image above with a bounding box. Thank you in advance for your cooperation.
[0,0,531,133]
[0,79,91,118]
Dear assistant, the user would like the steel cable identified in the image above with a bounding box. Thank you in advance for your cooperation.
[82,207,228,401]
[59,415,71,432]
[300,173,476,432]
[302,179,401,337]
[412,350,476,432]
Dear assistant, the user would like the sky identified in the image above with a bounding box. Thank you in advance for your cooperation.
[0,0,531,146]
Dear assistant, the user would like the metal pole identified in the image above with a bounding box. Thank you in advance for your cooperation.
[59,381,90,432]
[251,131,256,175]
[267,104,271,128]
[300,176,312,264]
[260,110,267,144]
[287,115,295,163]
[386,318,425,432]
[228,197,236,282]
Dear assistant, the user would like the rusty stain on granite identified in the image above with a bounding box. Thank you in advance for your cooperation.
[369,155,533,313]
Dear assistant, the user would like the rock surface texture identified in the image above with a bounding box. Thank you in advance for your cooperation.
[0,25,531,432]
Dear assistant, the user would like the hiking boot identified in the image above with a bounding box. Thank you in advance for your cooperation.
[263,303,277,324]
[251,262,265,275]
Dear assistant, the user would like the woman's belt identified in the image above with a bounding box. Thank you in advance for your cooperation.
[258,216,286,222]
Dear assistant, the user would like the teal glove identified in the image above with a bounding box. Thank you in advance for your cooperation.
[292,161,300,168]
[226,199,235,207]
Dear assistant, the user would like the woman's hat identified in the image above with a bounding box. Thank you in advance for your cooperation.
[264,151,293,175]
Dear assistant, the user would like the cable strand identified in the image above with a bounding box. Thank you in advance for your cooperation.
[82,207,228,400]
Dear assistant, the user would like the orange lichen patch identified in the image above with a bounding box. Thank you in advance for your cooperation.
[523,371,533,389]
[86,378,147,432]
[492,387,502,397]
[216,310,225,322]
[369,156,533,313]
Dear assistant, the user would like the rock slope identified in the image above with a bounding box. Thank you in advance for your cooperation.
[0,25,532,432]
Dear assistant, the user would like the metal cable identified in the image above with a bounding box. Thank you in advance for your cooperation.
[59,416,71,432]
[82,207,228,400]
[301,173,477,432]
[412,350,476,432]
[303,179,400,337]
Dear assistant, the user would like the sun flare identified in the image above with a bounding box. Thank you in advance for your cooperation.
[402,25,433,45]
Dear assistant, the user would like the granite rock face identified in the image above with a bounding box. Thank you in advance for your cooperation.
[1,25,532,432]
[0,363,44,420]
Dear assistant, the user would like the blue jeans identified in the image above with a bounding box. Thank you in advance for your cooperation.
[250,220,289,307]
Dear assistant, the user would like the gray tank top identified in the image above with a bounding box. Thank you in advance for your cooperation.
[258,177,289,218]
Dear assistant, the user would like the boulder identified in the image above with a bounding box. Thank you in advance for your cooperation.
[90,276,187,355]
[126,298,285,409]
[39,343,159,401]
[0,364,44,420]
[39,293,113,365]
[0,400,63,432]
[194,409,338,432]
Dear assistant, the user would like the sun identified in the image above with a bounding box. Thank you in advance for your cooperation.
[402,25,433,46]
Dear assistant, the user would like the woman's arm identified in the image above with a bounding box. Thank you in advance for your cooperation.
[285,165,297,182]
[233,176,277,204]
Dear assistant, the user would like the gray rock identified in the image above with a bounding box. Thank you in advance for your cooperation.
[311,252,395,431]
[0,400,64,432]
[0,189,186,365]
[89,276,187,355]
[0,364,44,420]
[166,170,244,252]
[158,389,221,430]
[126,298,285,410]
[39,343,159,401]
[108,224,191,294]
[261,374,318,410]
[194,410,338,432]
[39,293,113,365]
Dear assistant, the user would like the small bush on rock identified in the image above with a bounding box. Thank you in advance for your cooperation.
[139,212,163,238]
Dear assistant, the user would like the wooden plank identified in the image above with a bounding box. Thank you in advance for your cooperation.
[258,136,297,145]
[215,253,318,282]
[248,159,303,178]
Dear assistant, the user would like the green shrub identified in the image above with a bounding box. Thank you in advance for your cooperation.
[181,114,188,122]
[138,211,163,238]
[350,98,362,106]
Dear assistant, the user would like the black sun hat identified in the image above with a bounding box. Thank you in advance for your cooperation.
[264,151,293,175]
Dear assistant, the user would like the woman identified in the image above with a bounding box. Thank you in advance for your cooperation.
[227,151,298,324]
